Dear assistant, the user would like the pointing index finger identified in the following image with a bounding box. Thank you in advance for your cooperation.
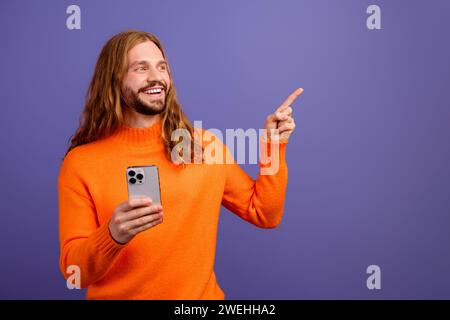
[277,87,304,112]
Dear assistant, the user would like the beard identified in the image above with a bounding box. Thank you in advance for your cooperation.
[121,83,167,116]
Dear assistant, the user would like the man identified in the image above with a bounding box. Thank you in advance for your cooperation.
[58,30,303,299]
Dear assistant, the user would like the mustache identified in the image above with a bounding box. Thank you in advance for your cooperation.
[139,81,167,92]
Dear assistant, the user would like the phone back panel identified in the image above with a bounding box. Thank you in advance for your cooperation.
[126,165,161,205]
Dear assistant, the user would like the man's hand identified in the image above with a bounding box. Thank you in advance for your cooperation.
[109,197,163,244]
[264,87,304,142]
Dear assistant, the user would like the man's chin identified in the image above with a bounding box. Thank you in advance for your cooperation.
[134,101,166,115]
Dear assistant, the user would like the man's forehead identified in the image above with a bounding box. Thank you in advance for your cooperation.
[127,41,165,64]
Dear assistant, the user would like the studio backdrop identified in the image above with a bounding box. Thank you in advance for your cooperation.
[0,0,449,299]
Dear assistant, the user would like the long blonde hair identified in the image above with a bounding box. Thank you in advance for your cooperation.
[64,30,201,163]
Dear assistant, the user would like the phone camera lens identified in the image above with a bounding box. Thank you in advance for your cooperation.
[136,173,143,180]
[128,170,136,177]
[129,178,136,184]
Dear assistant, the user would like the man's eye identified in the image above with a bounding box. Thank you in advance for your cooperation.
[159,65,167,71]
[136,66,146,71]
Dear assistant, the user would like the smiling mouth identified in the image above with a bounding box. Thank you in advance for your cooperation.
[141,87,164,97]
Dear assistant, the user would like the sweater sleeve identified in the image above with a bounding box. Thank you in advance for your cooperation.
[221,136,289,228]
[58,151,126,288]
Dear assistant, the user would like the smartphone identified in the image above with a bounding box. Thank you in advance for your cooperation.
[126,165,162,205]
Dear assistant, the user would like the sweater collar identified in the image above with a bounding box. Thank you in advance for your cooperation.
[113,120,164,147]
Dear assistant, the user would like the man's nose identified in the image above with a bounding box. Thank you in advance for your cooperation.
[146,66,163,82]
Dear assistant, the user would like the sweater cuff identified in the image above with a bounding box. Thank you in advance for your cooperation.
[90,222,127,260]
[259,137,287,172]
[259,139,287,176]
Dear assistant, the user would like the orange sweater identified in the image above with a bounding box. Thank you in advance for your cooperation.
[58,120,288,299]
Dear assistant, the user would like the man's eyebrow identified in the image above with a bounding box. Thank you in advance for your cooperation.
[129,60,167,68]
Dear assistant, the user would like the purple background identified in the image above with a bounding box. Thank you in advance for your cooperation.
[0,0,449,299]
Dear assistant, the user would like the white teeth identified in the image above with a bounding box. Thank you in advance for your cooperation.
[144,88,162,94]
